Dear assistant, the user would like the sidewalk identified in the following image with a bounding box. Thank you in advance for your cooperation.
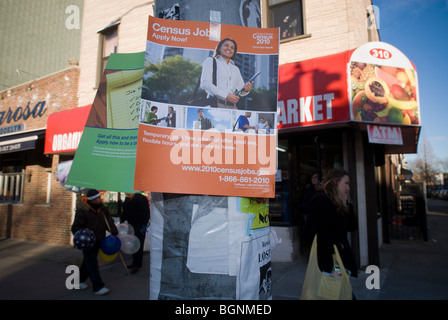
[272,211,448,300]
[1,201,447,300]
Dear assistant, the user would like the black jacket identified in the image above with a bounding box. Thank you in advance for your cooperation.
[71,200,118,247]
[120,193,150,232]
[305,190,358,277]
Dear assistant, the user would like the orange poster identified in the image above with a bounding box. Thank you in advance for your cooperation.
[134,16,279,198]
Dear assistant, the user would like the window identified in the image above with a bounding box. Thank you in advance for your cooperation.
[100,26,118,71]
[269,0,304,41]
[97,21,119,85]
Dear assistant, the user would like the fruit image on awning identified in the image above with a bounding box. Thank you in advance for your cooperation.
[349,42,420,126]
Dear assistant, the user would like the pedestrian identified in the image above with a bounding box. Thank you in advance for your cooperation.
[304,168,358,298]
[71,189,118,295]
[120,192,150,274]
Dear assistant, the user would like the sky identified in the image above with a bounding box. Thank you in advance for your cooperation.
[371,0,448,166]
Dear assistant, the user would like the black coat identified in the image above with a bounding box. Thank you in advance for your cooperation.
[120,193,150,232]
[305,190,358,277]
[71,200,118,247]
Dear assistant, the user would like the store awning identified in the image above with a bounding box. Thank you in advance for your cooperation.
[277,41,421,154]
[0,128,45,154]
[44,105,91,154]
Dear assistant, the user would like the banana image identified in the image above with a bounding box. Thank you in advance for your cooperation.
[387,96,417,110]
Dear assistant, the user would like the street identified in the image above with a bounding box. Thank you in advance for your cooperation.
[427,197,448,215]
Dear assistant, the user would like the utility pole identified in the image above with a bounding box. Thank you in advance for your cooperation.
[151,0,266,300]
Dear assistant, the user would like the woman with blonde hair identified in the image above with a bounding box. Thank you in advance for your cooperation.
[305,168,358,280]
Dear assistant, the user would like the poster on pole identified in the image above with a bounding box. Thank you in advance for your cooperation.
[66,52,145,192]
[134,16,279,198]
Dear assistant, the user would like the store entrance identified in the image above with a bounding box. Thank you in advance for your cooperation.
[270,129,344,255]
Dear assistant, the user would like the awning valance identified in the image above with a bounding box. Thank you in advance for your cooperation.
[0,128,45,154]
[44,105,91,154]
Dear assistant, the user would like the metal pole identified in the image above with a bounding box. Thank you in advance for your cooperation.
[152,0,263,300]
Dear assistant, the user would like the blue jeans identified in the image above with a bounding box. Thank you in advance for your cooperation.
[80,245,104,292]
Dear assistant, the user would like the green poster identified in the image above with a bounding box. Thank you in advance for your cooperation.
[66,52,145,193]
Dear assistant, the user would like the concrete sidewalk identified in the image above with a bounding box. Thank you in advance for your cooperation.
[1,202,447,300]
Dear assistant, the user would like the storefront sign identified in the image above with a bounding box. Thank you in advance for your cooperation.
[278,42,420,131]
[44,105,91,154]
[0,139,36,154]
[277,51,351,129]
[134,16,279,198]
[0,123,25,135]
[0,101,47,125]
[367,124,403,145]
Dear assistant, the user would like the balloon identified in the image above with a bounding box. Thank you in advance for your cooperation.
[101,235,121,255]
[117,223,134,236]
[73,228,96,250]
[99,249,118,262]
[119,234,141,255]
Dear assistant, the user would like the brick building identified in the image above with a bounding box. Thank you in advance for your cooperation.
[0,67,80,244]
[0,0,83,245]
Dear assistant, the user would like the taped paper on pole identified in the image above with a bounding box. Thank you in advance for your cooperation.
[150,194,273,300]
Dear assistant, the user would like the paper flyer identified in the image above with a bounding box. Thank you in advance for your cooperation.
[134,16,279,198]
[66,52,145,192]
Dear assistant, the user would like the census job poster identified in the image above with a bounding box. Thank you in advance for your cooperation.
[134,16,279,198]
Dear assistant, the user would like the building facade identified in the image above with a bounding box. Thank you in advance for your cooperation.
[0,1,420,269]
[0,67,81,244]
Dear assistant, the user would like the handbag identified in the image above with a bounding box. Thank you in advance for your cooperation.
[188,57,217,107]
[301,235,352,300]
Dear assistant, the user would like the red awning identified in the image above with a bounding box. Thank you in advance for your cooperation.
[278,50,354,129]
[277,42,421,154]
[44,105,91,154]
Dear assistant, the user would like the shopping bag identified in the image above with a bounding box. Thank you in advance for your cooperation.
[301,235,352,300]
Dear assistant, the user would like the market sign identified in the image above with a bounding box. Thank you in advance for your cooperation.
[277,50,351,129]
[44,105,91,154]
[277,42,420,130]
[367,124,403,145]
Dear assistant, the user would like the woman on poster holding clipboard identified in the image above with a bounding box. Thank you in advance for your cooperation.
[200,38,257,109]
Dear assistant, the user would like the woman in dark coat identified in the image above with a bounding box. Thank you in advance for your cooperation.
[305,168,358,278]
[71,189,118,295]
